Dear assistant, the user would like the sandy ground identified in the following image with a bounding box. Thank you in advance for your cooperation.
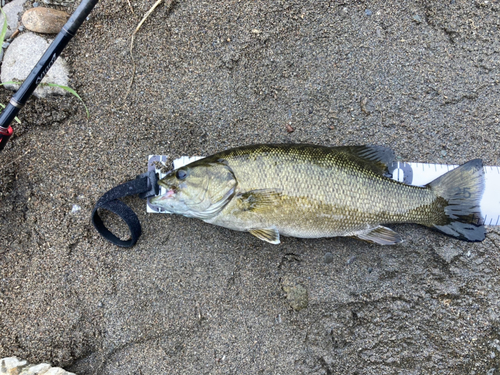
[1,0,500,374]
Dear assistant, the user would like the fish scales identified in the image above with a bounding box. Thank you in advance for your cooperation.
[150,144,485,244]
[203,145,437,237]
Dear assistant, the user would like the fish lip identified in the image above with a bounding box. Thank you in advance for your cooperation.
[164,189,175,198]
[151,189,176,205]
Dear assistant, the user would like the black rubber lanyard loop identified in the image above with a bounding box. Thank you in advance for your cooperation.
[91,171,158,247]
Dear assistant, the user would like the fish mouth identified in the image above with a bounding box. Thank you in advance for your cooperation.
[150,189,176,206]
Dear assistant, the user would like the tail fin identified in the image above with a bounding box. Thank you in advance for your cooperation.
[428,159,485,242]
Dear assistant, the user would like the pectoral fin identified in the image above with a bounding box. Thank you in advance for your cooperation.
[355,226,402,245]
[236,189,283,212]
[249,228,281,244]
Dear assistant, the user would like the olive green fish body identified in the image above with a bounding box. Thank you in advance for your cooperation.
[150,144,485,245]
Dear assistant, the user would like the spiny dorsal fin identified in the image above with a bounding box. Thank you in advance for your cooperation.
[355,225,402,245]
[249,228,280,244]
[339,145,396,177]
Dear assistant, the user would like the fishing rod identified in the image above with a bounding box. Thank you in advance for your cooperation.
[0,0,99,152]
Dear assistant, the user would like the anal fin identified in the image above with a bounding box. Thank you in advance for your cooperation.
[355,226,402,245]
[249,228,281,244]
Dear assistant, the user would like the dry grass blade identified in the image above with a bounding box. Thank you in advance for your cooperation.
[123,0,175,104]
[126,0,135,14]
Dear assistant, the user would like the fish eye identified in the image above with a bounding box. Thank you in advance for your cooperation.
[176,169,187,180]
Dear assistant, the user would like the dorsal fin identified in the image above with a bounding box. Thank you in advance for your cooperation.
[338,145,396,177]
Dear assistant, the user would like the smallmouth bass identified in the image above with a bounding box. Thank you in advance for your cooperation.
[150,144,485,245]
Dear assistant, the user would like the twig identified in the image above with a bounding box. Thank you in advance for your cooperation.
[123,0,175,104]
[126,0,135,14]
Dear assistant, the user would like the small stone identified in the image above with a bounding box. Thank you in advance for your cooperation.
[434,244,462,263]
[71,204,81,213]
[2,42,10,49]
[440,150,447,156]
[0,0,28,39]
[347,255,357,265]
[42,0,75,5]
[0,358,75,375]
[360,97,373,114]
[44,368,76,375]
[1,357,28,373]
[282,277,308,311]
[365,9,373,16]
[22,7,69,34]
[413,15,423,24]
[323,252,334,263]
[33,2,39,6]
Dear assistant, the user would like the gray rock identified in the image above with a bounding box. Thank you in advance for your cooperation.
[1,32,69,98]
[0,0,27,39]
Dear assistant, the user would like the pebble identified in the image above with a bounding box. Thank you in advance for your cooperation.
[1,32,70,98]
[323,252,334,263]
[0,357,75,375]
[71,204,81,213]
[282,277,308,311]
[413,15,423,24]
[2,42,10,49]
[346,255,358,265]
[42,0,74,5]
[365,9,373,16]
[0,0,28,39]
[434,243,462,263]
[22,7,69,34]
[1,357,27,373]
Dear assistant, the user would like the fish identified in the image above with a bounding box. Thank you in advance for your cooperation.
[149,144,486,245]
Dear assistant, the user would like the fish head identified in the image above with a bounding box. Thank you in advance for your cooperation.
[150,161,237,219]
